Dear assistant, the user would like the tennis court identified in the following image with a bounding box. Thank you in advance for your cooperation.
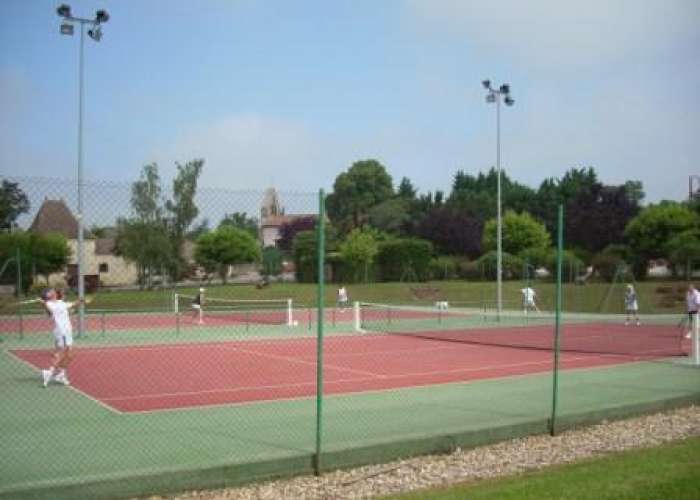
[4,302,695,415]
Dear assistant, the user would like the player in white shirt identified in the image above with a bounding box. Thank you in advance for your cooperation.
[685,284,700,339]
[191,288,205,325]
[521,286,540,313]
[337,286,349,312]
[39,289,82,387]
[624,284,641,326]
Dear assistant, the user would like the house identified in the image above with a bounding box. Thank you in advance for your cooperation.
[29,198,138,287]
[259,187,317,248]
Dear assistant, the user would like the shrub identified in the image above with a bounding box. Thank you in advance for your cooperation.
[475,251,524,280]
[544,250,585,283]
[429,256,458,280]
[376,238,433,282]
[457,260,483,280]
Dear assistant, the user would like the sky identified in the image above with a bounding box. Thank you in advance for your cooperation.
[1,0,699,203]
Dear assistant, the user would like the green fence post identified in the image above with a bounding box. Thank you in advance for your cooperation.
[550,205,564,436]
[314,188,326,475]
[16,248,24,340]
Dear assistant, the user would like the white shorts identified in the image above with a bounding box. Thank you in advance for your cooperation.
[626,302,639,312]
[192,304,202,310]
[524,300,536,308]
[53,331,73,349]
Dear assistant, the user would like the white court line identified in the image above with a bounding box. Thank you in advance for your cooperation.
[229,345,385,379]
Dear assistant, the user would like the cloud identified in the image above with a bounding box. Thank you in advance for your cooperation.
[406,0,700,70]
[153,114,329,191]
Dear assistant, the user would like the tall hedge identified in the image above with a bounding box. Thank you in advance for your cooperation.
[376,238,433,282]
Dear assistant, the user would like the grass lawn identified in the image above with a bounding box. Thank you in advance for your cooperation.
[387,436,700,500]
[2,279,691,315]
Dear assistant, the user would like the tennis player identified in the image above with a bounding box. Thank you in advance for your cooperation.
[192,287,205,325]
[521,286,539,313]
[686,284,700,339]
[624,284,641,326]
[39,289,81,387]
[337,286,349,312]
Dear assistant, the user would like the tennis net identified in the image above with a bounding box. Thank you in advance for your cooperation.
[354,302,691,358]
[175,294,295,326]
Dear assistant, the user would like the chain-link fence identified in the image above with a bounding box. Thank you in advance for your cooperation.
[1,176,699,499]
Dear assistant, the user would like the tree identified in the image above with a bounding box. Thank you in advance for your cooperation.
[194,226,260,284]
[187,219,210,240]
[368,198,411,234]
[666,229,700,279]
[482,211,551,257]
[115,219,172,289]
[277,216,317,251]
[0,180,30,230]
[565,184,639,253]
[326,159,394,233]
[339,229,379,282]
[219,212,258,238]
[292,226,337,282]
[165,159,204,277]
[0,232,70,292]
[414,207,483,258]
[397,177,417,200]
[131,163,162,223]
[448,168,536,220]
[261,246,283,277]
[624,202,699,268]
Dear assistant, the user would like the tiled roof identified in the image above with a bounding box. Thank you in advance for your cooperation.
[29,199,79,239]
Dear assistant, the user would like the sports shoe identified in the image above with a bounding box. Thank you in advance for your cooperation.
[41,369,51,387]
[624,321,629,326]
[686,332,692,339]
[54,372,70,386]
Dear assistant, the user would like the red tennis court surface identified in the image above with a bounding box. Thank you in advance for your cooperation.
[11,326,687,413]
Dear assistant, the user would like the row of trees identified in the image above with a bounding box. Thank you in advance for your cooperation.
[286,160,700,282]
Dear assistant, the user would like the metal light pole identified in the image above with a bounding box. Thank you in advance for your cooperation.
[483,80,514,317]
[690,175,700,202]
[57,4,109,338]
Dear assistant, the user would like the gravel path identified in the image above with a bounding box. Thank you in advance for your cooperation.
[154,406,700,500]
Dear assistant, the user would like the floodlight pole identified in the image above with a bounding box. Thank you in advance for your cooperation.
[57,5,109,338]
[690,175,700,202]
[496,94,502,318]
[483,81,514,318]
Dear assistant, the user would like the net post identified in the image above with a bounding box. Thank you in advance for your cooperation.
[353,301,361,332]
[314,188,326,475]
[173,293,179,314]
[550,204,564,436]
[287,298,294,327]
[101,311,106,336]
[693,313,700,366]
[175,311,180,336]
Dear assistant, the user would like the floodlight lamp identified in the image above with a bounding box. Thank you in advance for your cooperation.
[88,26,102,41]
[60,22,74,35]
[499,84,510,94]
[95,10,109,23]
[504,96,515,106]
[57,4,71,18]
[482,79,491,90]
[486,94,497,103]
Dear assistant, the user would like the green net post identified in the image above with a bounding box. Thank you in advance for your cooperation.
[550,205,564,436]
[16,248,24,340]
[314,188,326,475]
[101,311,106,336]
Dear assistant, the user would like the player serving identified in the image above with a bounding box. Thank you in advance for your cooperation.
[39,289,85,387]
